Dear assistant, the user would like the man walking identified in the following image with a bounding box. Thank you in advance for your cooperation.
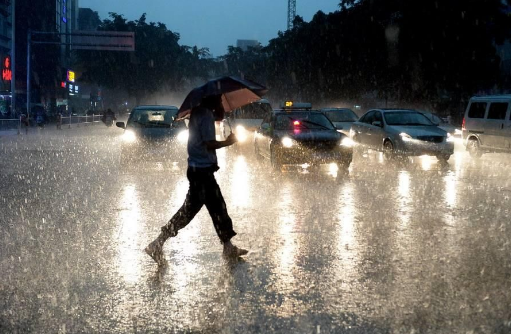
[145,95,248,266]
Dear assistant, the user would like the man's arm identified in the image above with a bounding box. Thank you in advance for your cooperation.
[205,133,237,150]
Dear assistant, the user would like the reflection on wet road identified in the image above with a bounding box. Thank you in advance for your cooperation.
[1,127,511,333]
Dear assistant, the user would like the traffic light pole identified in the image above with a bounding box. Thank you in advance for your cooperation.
[26,30,31,122]
[11,0,15,116]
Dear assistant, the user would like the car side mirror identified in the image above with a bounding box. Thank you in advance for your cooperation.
[372,121,382,127]
[116,122,125,129]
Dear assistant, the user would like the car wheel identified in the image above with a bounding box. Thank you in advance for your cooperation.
[436,154,451,163]
[338,157,352,169]
[270,145,282,171]
[467,138,482,158]
[383,140,396,160]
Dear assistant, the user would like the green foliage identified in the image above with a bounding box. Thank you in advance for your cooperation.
[222,0,511,109]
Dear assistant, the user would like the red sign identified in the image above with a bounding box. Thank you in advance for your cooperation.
[2,56,11,81]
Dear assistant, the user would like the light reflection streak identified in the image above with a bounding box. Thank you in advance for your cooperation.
[453,150,464,172]
[231,156,251,207]
[444,172,457,208]
[216,139,226,169]
[378,152,384,164]
[167,178,189,215]
[336,183,360,288]
[398,171,411,226]
[116,184,142,284]
[420,155,434,171]
[328,163,338,177]
[274,181,299,316]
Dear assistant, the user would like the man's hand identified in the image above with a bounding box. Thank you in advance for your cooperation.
[225,133,238,146]
[205,133,238,150]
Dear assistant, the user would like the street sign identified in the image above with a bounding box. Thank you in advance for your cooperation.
[70,31,135,51]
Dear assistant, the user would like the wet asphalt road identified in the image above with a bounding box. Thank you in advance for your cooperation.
[1,124,511,334]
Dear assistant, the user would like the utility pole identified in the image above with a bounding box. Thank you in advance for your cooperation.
[26,30,30,120]
[287,0,296,30]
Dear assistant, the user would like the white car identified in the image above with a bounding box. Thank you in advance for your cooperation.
[221,99,272,143]
[350,109,455,162]
[320,108,359,135]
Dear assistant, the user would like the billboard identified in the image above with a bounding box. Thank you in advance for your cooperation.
[70,31,135,51]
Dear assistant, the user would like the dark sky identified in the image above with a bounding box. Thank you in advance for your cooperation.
[79,0,340,56]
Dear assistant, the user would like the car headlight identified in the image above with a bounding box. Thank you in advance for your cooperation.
[454,128,462,136]
[400,132,413,142]
[281,136,294,148]
[177,130,189,143]
[446,133,455,142]
[340,137,355,147]
[122,130,137,143]
[235,125,248,143]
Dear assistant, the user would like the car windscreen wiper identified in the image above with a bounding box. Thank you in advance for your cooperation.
[301,119,332,130]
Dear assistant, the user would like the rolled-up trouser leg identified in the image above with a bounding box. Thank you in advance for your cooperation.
[160,171,204,240]
[203,172,237,243]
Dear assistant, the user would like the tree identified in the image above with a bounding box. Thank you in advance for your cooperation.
[77,13,211,105]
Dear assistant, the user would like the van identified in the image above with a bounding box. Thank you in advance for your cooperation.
[462,95,511,157]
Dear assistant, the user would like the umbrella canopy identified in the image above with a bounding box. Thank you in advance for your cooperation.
[177,76,267,120]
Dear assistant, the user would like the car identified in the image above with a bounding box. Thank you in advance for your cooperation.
[320,108,359,135]
[221,99,273,144]
[421,111,462,138]
[253,104,354,170]
[116,105,188,165]
[350,109,455,162]
[462,95,511,157]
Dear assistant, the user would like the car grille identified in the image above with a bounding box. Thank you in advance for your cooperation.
[299,140,337,150]
[416,136,444,143]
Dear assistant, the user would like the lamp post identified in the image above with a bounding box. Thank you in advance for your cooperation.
[26,30,30,122]
[10,0,15,117]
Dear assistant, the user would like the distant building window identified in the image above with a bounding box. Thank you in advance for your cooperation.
[487,103,508,120]
[468,102,486,119]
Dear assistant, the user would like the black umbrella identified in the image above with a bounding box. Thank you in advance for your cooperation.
[177,76,267,120]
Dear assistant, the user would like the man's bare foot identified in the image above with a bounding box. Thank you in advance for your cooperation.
[223,241,248,257]
[145,239,167,266]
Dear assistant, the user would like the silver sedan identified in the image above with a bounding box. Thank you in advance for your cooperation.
[350,109,455,162]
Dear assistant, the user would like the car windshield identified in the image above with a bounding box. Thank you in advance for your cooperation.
[323,109,358,122]
[275,112,335,130]
[127,108,178,128]
[384,111,434,126]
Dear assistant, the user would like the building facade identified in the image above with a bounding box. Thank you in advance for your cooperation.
[236,39,260,52]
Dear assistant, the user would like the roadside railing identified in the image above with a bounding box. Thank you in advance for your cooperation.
[0,118,24,134]
[60,114,102,128]
[0,114,104,134]
[0,118,21,130]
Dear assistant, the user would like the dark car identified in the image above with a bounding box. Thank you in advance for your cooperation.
[254,108,354,170]
[320,108,359,135]
[116,105,188,165]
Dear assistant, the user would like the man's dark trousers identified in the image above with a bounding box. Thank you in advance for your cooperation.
[161,166,237,243]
